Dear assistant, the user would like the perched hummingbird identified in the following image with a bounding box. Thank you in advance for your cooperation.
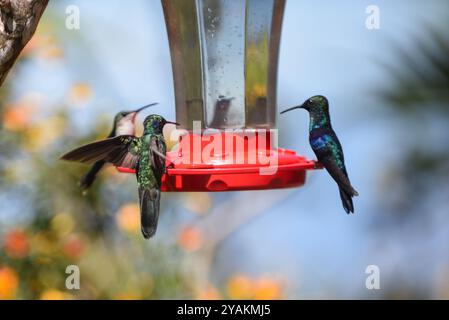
[281,95,359,213]
[79,103,158,190]
[61,114,179,239]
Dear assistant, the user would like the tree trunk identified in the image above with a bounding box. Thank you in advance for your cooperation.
[0,0,48,86]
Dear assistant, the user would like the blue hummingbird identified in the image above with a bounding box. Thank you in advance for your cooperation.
[281,95,359,213]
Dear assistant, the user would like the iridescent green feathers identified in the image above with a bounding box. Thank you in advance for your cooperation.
[61,114,174,239]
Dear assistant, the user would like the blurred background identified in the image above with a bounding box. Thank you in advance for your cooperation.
[1,0,449,299]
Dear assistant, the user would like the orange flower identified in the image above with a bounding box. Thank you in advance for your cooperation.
[177,226,203,252]
[4,230,29,259]
[0,267,19,299]
[197,285,221,300]
[254,276,283,300]
[3,103,35,131]
[226,275,255,299]
[62,234,85,260]
[21,35,40,56]
[116,204,140,234]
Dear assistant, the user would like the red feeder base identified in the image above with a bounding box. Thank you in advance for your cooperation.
[117,131,320,192]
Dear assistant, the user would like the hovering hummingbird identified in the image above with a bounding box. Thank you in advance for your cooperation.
[79,102,158,190]
[61,114,179,239]
[281,95,359,213]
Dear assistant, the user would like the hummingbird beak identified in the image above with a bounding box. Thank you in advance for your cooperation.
[280,104,304,114]
[133,102,158,114]
[165,120,180,126]
[126,102,158,121]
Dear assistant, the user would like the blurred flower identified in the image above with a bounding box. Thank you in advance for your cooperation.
[196,285,221,300]
[22,34,64,60]
[39,46,64,60]
[183,193,212,215]
[253,276,283,300]
[40,290,73,300]
[51,213,75,237]
[3,102,37,132]
[177,226,203,252]
[37,35,64,60]
[21,35,40,57]
[116,203,140,234]
[68,83,92,105]
[62,234,85,260]
[24,116,66,151]
[0,267,19,300]
[226,275,254,299]
[4,229,29,259]
[31,232,57,256]
[226,274,283,300]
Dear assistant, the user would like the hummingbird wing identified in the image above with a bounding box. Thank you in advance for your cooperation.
[149,135,167,184]
[138,135,167,239]
[61,135,141,169]
[78,125,118,190]
[319,155,358,214]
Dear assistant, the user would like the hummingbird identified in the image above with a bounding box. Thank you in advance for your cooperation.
[79,102,158,190]
[61,114,179,239]
[210,95,234,128]
[281,95,359,213]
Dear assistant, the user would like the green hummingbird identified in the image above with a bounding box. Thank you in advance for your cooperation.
[61,114,179,239]
[281,95,359,213]
[80,102,158,190]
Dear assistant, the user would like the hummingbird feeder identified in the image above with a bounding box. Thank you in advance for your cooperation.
[118,0,319,191]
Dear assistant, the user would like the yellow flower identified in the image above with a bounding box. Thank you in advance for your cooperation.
[116,204,140,234]
[24,116,66,151]
[31,232,57,256]
[51,213,75,236]
[0,267,19,300]
[226,275,254,300]
[68,83,92,105]
[40,290,73,300]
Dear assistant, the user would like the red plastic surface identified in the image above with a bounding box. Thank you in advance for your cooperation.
[117,131,321,192]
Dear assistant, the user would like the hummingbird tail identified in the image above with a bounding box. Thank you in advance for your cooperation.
[339,188,354,214]
[79,160,106,190]
[138,187,161,239]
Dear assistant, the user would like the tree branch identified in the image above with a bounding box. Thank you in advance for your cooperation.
[0,0,48,86]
